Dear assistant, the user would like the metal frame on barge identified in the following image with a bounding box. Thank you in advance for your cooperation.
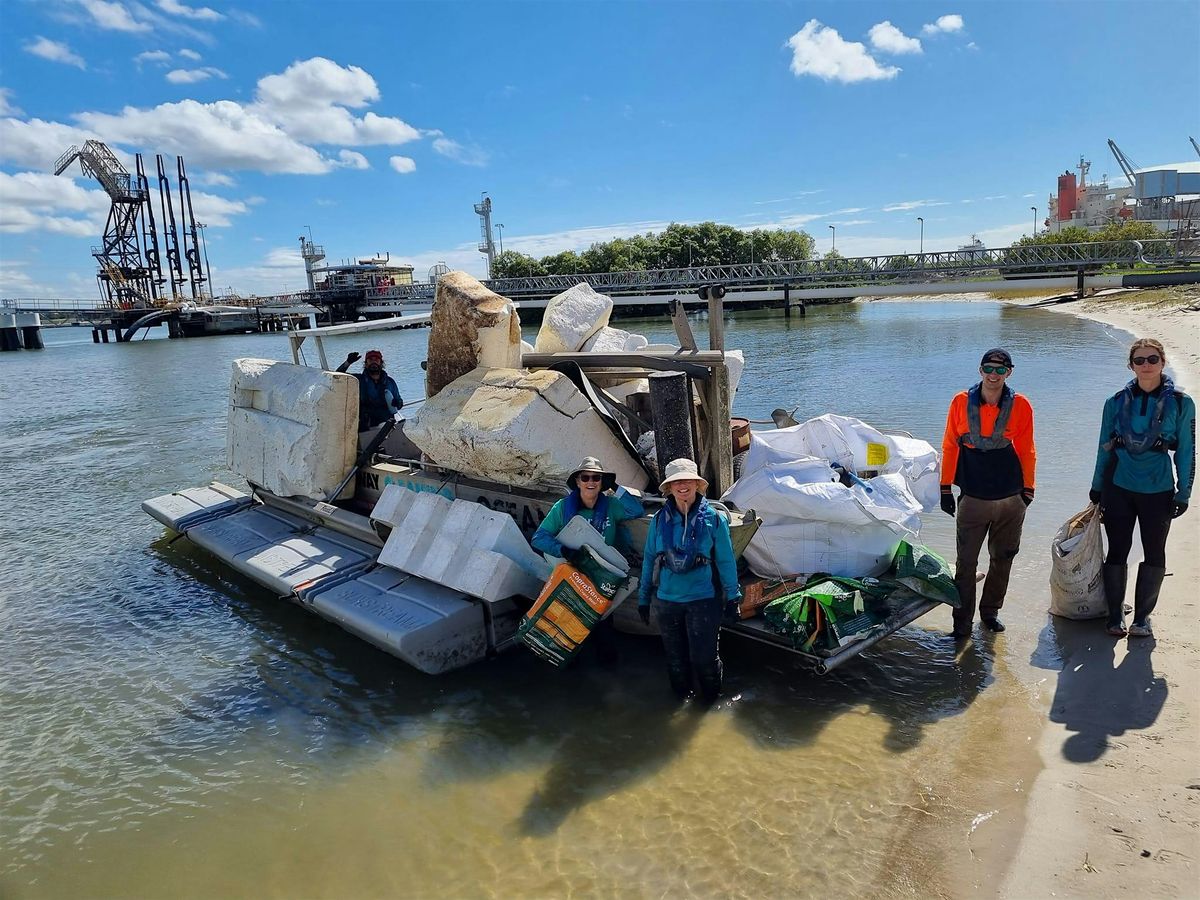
[145,291,943,676]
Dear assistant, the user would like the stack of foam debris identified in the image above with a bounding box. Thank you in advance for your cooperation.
[722,415,939,579]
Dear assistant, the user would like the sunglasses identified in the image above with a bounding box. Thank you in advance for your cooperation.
[1132,355,1162,366]
[981,364,1010,375]
[576,473,603,483]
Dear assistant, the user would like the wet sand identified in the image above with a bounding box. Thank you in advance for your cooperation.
[998,288,1200,897]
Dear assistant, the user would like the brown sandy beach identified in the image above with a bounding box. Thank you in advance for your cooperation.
[998,287,1200,898]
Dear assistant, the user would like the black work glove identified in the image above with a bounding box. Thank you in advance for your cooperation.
[723,599,742,625]
[345,351,361,364]
[940,487,956,517]
[1089,489,1102,505]
[1021,487,1035,507]
[638,605,651,626]
[1173,502,1188,519]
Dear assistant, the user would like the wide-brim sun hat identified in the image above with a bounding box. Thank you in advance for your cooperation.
[568,456,617,491]
[659,457,708,494]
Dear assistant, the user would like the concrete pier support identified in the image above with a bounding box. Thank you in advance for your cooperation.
[1,312,43,350]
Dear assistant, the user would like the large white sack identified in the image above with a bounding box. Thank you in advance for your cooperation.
[1049,504,1107,620]
[741,520,906,580]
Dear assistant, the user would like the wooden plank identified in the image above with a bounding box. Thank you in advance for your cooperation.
[668,299,698,351]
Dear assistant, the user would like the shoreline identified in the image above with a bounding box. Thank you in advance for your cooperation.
[860,287,1200,897]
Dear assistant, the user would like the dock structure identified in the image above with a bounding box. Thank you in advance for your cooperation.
[0,311,44,351]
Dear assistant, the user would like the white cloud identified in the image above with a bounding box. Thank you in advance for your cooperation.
[882,199,950,212]
[157,0,223,21]
[197,171,235,186]
[430,136,489,166]
[0,88,23,116]
[0,171,109,236]
[0,117,96,171]
[868,22,922,55]
[0,260,41,296]
[966,41,978,50]
[337,149,369,169]
[922,14,964,35]
[134,49,171,66]
[165,66,228,83]
[77,0,152,32]
[189,190,248,227]
[389,155,416,174]
[786,20,900,83]
[178,47,202,60]
[24,37,87,69]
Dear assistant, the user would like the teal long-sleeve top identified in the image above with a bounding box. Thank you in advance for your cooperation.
[531,488,641,557]
[638,499,741,607]
[1091,382,1196,504]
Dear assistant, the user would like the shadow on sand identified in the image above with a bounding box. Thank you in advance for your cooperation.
[1032,615,1167,763]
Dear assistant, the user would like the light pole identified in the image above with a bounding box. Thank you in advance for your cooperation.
[686,240,695,268]
[197,222,213,298]
[1031,206,1037,237]
[829,224,836,252]
[917,216,924,256]
[748,232,755,265]
[494,223,504,256]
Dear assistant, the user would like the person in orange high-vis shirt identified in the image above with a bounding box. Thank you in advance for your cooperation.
[940,348,1037,638]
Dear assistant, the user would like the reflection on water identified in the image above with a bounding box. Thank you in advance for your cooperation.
[0,302,1140,896]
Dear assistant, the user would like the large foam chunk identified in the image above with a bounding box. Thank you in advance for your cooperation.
[426,270,522,397]
[405,367,650,489]
[373,485,552,602]
[581,326,649,353]
[226,359,358,499]
[534,283,613,352]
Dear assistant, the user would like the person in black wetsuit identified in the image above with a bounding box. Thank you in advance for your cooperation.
[337,349,403,432]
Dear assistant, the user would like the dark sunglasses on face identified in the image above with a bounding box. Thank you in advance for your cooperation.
[1132,355,1161,366]
[577,473,603,483]
[981,364,1009,375]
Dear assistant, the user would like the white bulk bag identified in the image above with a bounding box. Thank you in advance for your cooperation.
[1049,503,1107,620]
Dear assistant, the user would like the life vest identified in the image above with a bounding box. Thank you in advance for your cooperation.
[1103,377,1178,455]
[359,372,400,428]
[562,489,611,538]
[959,383,1014,451]
[655,497,712,574]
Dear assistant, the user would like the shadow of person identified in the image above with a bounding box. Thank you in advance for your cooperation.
[1035,617,1168,763]
[515,686,705,837]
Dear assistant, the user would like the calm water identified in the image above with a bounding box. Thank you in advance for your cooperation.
[0,301,1143,897]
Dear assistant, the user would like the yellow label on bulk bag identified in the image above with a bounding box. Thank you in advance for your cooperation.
[865,442,890,466]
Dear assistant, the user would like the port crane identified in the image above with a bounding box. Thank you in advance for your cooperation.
[1107,138,1139,188]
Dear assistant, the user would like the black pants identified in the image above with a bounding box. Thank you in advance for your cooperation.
[652,596,723,702]
[1102,483,1174,567]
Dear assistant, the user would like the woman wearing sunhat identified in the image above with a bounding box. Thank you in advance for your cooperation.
[638,458,742,703]
[532,457,644,665]
[1090,337,1195,638]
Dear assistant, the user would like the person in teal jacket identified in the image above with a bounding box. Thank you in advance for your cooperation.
[1090,338,1195,638]
[531,456,644,665]
[638,458,741,703]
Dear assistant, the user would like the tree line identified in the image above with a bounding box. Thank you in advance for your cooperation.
[490,222,817,279]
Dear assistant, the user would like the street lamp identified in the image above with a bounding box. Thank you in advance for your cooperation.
[748,232,756,265]
[1031,206,1038,237]
[829,224,836,252]
[917,216,924,256]
[686,240,695,268]
[197,222,213,298]
[494,223,504,256]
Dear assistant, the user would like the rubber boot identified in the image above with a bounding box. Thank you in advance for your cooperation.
[1102,563,1128,631]
[1133,564,1166,627]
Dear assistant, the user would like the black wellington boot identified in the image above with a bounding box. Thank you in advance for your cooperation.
[1131,564,1166,634]
[1102,563,1128,634]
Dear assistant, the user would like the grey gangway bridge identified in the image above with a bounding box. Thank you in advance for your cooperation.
[353,237,1200,312]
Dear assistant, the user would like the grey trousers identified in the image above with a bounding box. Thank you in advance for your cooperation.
[953,494,1027,632]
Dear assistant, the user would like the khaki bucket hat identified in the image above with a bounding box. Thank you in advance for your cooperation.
[658,458,708,494]
[568,456,617,491]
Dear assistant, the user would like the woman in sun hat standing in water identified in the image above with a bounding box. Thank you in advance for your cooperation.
[638,458,741,704]
[1091,338,1195,638]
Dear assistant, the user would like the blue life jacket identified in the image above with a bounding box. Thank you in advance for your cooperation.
[655,496,712,574]
[562,489,611,538]
[1104,377,1178,455]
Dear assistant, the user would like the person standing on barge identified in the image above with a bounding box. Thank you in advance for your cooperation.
[1090,338,1194,638]
[638,458,741,703]
[337,349,403,431]
[532,457,644,667]
[939,348,1037,639]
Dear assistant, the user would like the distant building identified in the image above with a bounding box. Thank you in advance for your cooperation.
[1046,154,1199,234]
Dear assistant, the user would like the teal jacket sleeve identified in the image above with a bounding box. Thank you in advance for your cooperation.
[1091,397,1117,493]
[711,511,742,603]
[531,499,567,557]
[638,515,659,607]
[1175,395,1196,505]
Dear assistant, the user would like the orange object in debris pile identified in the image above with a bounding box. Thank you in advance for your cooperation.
[519,563,613,665]
[739,575,804,619]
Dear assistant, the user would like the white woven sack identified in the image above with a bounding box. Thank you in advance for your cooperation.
[1048,503,1106,619]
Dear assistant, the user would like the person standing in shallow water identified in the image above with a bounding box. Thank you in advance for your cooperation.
[939,348,1038,639]
[638,458,741,703]
[1091,338,1195,638]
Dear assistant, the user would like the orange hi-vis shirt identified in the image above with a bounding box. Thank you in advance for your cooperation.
[940,389,1037,500]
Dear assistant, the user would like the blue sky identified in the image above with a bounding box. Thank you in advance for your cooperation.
[1,0,1197,299]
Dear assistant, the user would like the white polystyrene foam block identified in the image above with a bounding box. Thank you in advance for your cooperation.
[226,358,357,499]
[533,283,613,352]
[725,349,745,401]
[405,367,650,490]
